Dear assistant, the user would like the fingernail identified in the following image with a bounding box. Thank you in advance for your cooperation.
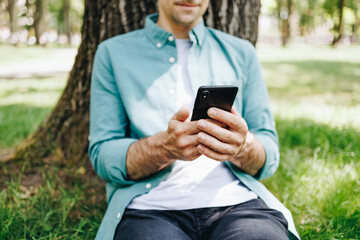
[208,108,216,117]
[198,120,206,128]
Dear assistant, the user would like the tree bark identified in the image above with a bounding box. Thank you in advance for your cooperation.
[6,0,261,171]
[205,0,261,46]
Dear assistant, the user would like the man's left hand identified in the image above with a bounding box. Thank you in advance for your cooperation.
[196,107,265,176]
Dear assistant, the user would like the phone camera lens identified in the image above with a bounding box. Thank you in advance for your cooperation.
[201,91,209,101]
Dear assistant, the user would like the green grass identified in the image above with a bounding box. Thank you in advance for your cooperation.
[259,43,360,239]
[264,118,360,239]
[0,76,67,150]
[1,43,360,239]
[259,43,360,129]
[1,164,105,239]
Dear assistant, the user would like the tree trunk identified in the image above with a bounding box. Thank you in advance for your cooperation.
[7,0,18,44]
[283,0,292,46]
[205,0,261,46]
[5,0,261,171]
[33,0,43,45]
[64,0,71,45]
[276,0,292,47]
[332,0,345,46]
[353,11,359,43]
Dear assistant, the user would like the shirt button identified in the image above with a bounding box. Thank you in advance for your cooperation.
[116,212,121,219]
[156,42,161,48]
[168,35,174,41]
[169,89,175,95]
[169,57,175,63]
[145,183,152,189]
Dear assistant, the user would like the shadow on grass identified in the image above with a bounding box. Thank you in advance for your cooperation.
[264,117,360,239]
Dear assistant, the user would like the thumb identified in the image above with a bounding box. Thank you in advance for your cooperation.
[171,106,191,122]
[231,107,240,117]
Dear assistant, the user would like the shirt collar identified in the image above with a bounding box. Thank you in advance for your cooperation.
[145,13,206,48]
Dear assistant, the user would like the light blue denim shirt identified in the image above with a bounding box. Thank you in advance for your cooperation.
[89,13,300,240]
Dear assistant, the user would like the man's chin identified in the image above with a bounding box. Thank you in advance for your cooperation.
[173,15,201,27]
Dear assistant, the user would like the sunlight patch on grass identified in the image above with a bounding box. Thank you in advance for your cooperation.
[0,76,67,149]
[0,76,67,107]
[257,43,360,63]
[271,99,360,129]
[292,157,360,238]
[0,46,77,67]
[263,61,360,100]
[298,158,358,202]
[2,91,64,107]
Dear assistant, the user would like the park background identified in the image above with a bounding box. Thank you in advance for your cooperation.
[0,0,359,239]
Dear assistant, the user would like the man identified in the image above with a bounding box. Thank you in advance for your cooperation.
[89,0,300,239]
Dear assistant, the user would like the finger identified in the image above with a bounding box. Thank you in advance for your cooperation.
[204,118,228,129]
[197,144,233,161]
[182,146,201,159]
[182,121,202,135]
[197,119,237,144]
[177,135,199,149]
[172,106,191,122]
[197,132,235,155]
[207,107,247,132]
[231,107,238,115]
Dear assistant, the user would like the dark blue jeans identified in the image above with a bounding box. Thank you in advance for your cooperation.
[114,198,289,240]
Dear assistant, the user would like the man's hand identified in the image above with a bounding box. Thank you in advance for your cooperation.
[196,107,266,176]
[126,107,200,181]
[163,106,202,160]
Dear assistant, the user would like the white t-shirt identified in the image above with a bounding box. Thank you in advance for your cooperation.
[127,39,257,210]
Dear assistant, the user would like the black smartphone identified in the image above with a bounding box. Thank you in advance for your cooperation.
[191,85,238,121]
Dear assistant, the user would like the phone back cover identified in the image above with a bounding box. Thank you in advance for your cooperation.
[191,86,238,121]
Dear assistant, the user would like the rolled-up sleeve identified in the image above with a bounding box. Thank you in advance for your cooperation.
[242,43,280,180]
[88,43,137,186]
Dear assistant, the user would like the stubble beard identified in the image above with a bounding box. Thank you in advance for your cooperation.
[170,7,205,27]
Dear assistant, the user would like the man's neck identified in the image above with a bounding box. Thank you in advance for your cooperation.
[156,15,200,39]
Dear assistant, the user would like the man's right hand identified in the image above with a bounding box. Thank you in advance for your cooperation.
[162,106,201,161]
[126,106,201,181]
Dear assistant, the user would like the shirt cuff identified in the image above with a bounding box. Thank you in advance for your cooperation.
[97,138,138,186]
[254,133,280,180]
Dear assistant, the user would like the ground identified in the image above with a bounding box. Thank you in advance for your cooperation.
[0,43,359,239]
